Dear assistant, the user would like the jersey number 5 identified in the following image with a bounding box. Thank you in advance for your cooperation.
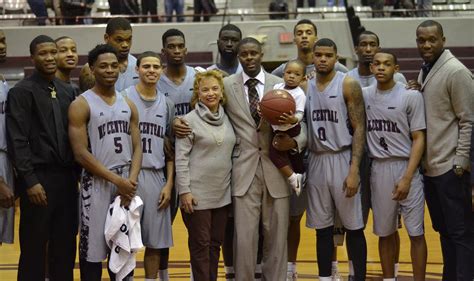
[114,137,123,153]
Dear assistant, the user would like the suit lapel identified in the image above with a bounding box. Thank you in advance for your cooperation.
[232,75,254,124]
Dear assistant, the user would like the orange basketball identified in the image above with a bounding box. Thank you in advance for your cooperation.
[259,89,296,125]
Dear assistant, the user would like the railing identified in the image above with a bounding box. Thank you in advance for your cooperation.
[0,5,473,24]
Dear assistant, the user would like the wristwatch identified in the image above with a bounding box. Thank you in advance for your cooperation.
[453,165,464,177]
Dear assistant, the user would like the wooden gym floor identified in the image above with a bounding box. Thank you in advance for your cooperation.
[0,205,443,280]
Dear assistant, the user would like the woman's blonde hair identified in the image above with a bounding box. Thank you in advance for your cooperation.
[190,70,227,109]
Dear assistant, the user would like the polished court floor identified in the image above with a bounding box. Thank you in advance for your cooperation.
[0,204,443,280]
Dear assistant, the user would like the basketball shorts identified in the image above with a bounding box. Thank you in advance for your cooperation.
[306,149,364,230]
[371,158,424,237]
[137,168,173,249]
[0,151,14,244]
[79,165,129,262]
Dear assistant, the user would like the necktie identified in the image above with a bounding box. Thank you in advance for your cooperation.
[49,82,67,160]
[246,78,260,125]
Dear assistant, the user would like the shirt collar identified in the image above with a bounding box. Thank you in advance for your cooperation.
[242,68,265,86]
[422,49,445,74]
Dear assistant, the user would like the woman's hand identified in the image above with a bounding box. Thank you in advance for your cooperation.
[180,192,198,214]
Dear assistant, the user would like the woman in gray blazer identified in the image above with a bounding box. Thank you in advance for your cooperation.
[175,70,236,281]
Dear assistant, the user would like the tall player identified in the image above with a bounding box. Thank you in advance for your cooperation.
[365,51,427,281]
[0,29,15,246]
[207,24,243,75]
[306,38,367,281]
[346,30,408,279]
[122,51,175,281]
[271,19,348,279]
[272,19,348,78]
[347,31,407,87]
[157,28,196,281]
[55,36,81,97]
[79,17,138,92]
[69,44,142,281]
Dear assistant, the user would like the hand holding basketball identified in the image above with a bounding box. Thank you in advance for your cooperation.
[259,89,296,125]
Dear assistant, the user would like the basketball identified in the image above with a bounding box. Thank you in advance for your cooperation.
[259,89,296,125]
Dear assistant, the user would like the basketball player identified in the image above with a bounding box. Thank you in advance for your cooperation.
[122,51,175,281]
[365,51,427,281]
[0,29,15,246]
[346,30,408,279]
[157,28,197,281]
[306,38,367,281]
[347,31,407,87]
[79,17,138,92]
[55,36,81,97]
[207,24,243,75]
[69,44,142,281]
[207,23,243,280]
[271,19,348,279]
[272,19,348,79]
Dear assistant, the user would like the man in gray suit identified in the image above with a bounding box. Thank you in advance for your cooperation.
[174,37,306,280]
[223,37,306,281]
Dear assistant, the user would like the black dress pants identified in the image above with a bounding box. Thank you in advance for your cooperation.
[424,170,473,281]
[17,166,78,281]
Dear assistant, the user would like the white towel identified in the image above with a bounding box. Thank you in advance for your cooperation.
[105,196,144,280]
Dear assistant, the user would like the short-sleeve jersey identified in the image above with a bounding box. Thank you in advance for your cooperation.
[363,82,426,159]
[157,65,196,117]
[307,71,352,153]
[81,90,132,169]
[123,86,174,170]
[0,79,9,152]
[346,68,407,87]
[115,54,139,92]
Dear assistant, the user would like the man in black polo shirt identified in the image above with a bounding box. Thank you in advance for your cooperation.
[6,35,78,281]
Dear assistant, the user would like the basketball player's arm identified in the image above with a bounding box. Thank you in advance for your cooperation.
[159,159,174,210]
[343,77,366,198]
[393,130,425,201]
[159,100,176,209]
[126,99,142,184]
[79,64,95,92]
[0,176,14,208]
[68,97,136,200]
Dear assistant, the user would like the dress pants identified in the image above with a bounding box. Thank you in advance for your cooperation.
[424,170,473,281]
[17,166,78,281]
[233,163,289,281]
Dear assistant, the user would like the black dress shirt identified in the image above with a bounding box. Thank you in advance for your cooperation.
[6,71,76,188]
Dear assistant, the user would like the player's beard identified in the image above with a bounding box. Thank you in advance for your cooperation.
[316,66,334,76]
[219,50,237,62]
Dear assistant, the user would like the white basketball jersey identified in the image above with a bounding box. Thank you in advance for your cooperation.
[123,86,168,170]
[82,90,133,169]
[115,54,139,92]
[157,65,195,116]
[346,68,407,88]
[363,82,426,159]
[0,79,8,152]
[307,71,352,153]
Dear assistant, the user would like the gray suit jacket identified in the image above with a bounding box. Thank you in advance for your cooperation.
[223,71,307,198]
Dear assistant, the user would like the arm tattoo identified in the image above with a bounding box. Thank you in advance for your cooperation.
[346,80,366,168]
